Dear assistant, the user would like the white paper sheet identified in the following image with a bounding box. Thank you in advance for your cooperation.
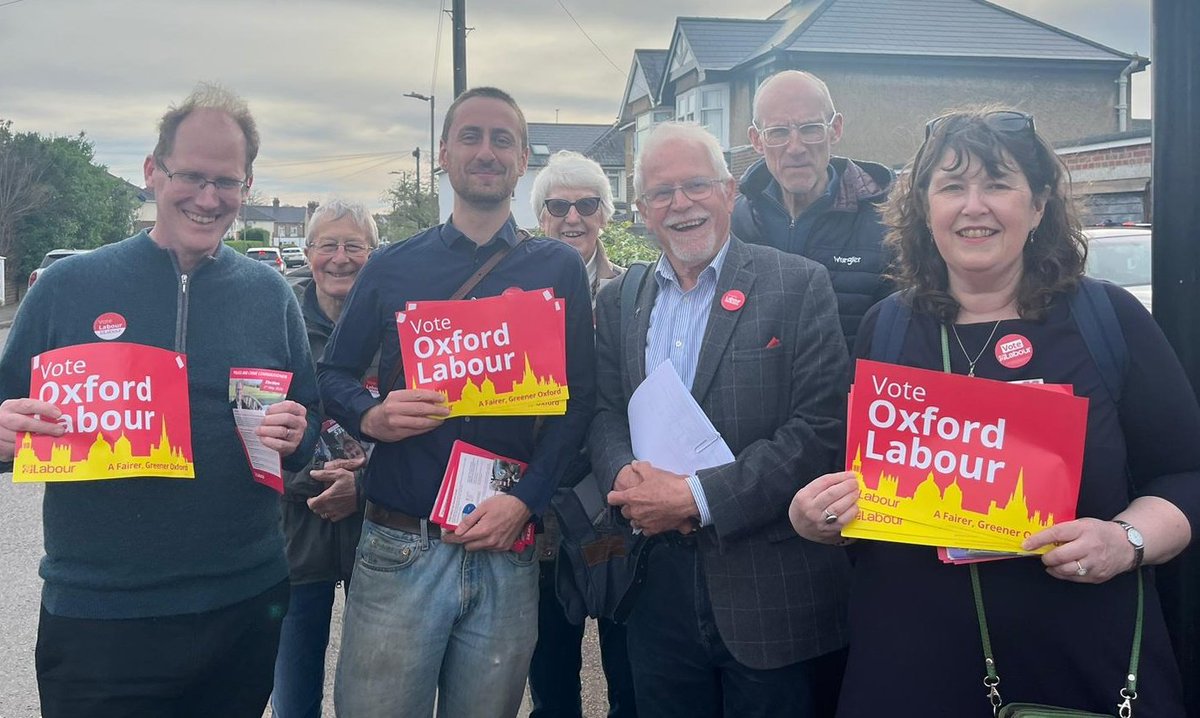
[628,361,734,475]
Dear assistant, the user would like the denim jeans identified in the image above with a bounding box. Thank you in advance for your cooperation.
[271,580,343,718]
[334,518,539,718]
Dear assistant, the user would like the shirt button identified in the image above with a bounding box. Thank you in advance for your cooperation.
[675,340,683,348]
[463,417,471,423]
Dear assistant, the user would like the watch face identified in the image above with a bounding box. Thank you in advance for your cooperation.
[1127,527,1145,547]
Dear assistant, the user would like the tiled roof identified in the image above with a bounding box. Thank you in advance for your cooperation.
[242,204,307,223]
[583,124,624,167]
[772,0,1134,62]
[527,123,617,168]
[676,17,784,70]
[635,49,668,96]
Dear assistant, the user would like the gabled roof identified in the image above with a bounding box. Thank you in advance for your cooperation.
[619,49,669,118]
[765,0,1137,63]
[665,18,783,87]
[527,123,619,168]
[583,124,624,168]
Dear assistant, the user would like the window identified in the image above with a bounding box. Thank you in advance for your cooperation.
[634,109,673,157]
[606,170,625,202]
[674,84,729,148]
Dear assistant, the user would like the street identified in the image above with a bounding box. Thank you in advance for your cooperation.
[0,323,610,717]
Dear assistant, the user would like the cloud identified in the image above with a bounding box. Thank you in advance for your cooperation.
[0,0,1151,213]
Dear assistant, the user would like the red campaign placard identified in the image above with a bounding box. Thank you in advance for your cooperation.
[845,359,1089,545]
[396,289,568,416]
[14,343,194,482]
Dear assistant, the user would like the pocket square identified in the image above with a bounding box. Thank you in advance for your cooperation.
[765,337,781,349]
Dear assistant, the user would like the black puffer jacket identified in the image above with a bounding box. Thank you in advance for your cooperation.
[732,156,894,347]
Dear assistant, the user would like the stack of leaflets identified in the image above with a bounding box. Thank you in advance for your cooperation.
[396,288,568,417]
[432,440,535,552]
[841,359,1089,563]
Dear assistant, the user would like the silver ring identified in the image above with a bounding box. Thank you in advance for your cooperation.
[822,509,838,525]
[1074,560,1088,577]
[285,428,292,441]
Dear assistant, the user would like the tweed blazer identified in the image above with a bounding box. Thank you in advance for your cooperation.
[588,235,852,670]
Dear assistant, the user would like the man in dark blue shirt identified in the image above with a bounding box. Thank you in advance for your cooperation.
[318,86,595,717]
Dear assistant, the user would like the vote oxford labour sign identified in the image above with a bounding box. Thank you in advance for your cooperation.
[841,359,1088,553]
[395,289,568,417]
[13,343,194,482]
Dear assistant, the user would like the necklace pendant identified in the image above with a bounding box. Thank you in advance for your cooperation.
[968,366,976,377]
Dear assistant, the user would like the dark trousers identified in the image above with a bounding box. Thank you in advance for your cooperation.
[36,579,289,718]
[529,559,638,718]
[625,540,843,718]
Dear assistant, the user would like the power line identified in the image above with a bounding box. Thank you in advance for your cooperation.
[553,0,626,78]
[432,0,448,96]
[257,150,407,169]
[0,0,28,8]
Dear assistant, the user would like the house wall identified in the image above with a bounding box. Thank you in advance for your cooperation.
[1060,140,1152,224]
[785,58,1121,168]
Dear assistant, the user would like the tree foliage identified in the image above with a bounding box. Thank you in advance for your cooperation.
[0,119,138,281]
[600,221,659,266]
[236,227,271,244]
[379,171,438,243]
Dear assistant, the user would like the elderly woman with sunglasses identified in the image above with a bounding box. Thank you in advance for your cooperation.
[532,150,625,301]
[788,109,1200,716]
[525,150,637,718]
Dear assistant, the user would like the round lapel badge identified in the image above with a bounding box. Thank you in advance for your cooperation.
[93,312,127,341]
[995,333,1033,369]
[721,290,746,312]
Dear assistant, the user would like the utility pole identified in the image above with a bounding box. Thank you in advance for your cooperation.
[404,91,436,200]
[452,0,467,97]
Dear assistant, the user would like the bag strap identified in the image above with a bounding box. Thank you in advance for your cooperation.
[385,229,529,393]
[970,564,1144,717]
[1069,277,1128,406]
[870,290,913,363]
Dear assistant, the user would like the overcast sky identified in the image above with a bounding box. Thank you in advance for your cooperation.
[0,0,1151,213]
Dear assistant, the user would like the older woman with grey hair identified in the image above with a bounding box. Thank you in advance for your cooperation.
[273,199,380,718]
[528,151,636,718]
[531,150,625,302]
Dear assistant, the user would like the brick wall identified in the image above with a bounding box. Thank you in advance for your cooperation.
[1061,143,1152,172]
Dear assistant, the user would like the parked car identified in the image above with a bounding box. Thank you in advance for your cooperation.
[280,246,306,268]
[29,249,92,288]
[246,246,285,273]
[1083,227,1152,311]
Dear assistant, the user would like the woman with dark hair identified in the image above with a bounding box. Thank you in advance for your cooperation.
[789,109,1200,715]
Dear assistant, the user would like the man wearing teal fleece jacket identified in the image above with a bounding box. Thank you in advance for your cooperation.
[0,84,319,718]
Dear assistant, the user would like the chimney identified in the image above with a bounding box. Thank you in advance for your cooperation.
[272,197,280,208]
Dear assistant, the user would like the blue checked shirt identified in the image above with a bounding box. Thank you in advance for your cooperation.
[644,240,731,526]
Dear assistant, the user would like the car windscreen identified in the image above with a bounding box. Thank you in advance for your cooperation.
[1086,238,1151,287]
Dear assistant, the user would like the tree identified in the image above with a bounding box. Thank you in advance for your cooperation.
[0,120,138,285]
[380,171,438,243]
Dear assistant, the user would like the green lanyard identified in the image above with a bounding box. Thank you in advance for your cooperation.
[938,324,1144,718]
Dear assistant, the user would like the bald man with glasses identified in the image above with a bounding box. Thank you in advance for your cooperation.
[732,70,894,348]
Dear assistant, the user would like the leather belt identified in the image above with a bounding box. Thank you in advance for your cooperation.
[365,501,441,538]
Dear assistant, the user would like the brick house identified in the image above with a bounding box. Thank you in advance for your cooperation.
[617,0,1147,216]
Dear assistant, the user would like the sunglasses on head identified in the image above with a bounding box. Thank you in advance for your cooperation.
[543,196,602,218]
[924,110,1035,141]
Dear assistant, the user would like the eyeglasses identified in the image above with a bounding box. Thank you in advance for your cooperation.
[753,115,838,147]
[543,196,602,218]
[639,178,723,209]
[924,110,1034,141]
[155,159,248,195]
[308,241,370,257]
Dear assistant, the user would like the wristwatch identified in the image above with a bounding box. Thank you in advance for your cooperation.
[1112,519,1145,570]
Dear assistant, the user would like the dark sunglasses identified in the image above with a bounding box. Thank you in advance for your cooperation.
[924,110,1034,141]
[543,196,602,218]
